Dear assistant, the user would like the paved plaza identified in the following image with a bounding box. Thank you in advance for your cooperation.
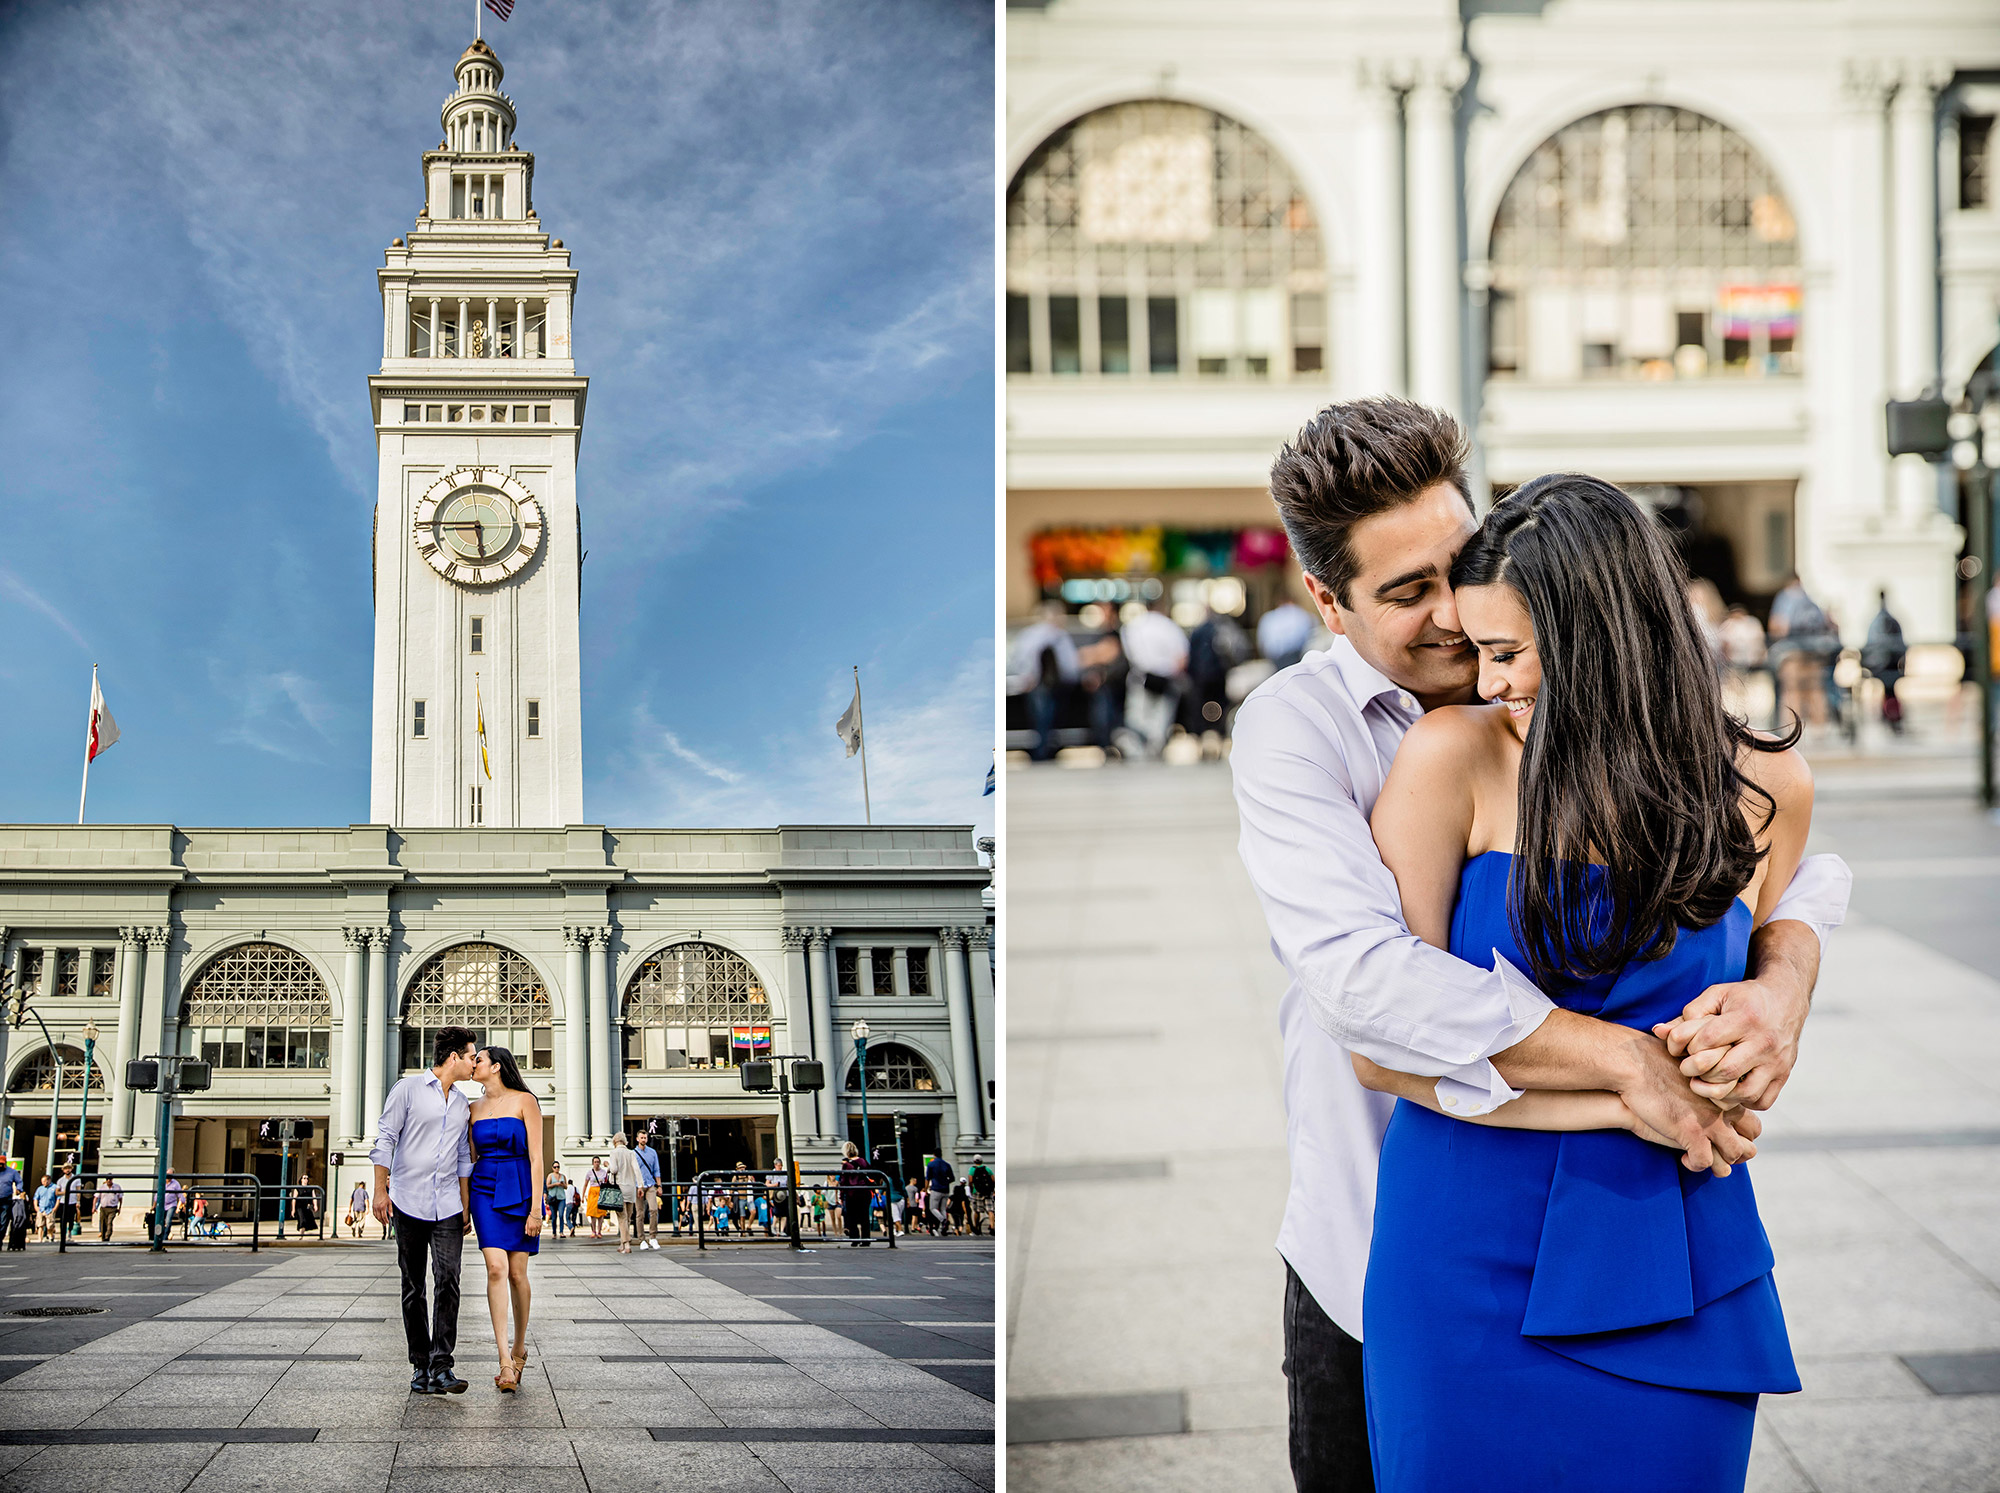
[1007,754,2000,1492]
[0,1230,994,1491]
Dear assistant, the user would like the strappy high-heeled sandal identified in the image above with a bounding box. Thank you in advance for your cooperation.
[512,1349,528,1378]
[495,1365,519,1393]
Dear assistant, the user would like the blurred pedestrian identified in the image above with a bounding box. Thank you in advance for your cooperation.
[32,1175,54,1241]
[1861,590,1908,733]
[0,1158,20,1230]
[1766,574,1837,730]
[1257,598,1316,670]
[1010,601,1081,761]
[838,1142,874,1247]
[924,1153,955,1236]
[1121,600,1189,757]
[968,1155,994,1235]
[631,1130,662,1251]
[583,1156,609,1239]
[349,1179,370,1238]
[94,1176,121,1241]
[608,1135,643,1255]
[810,1187,829,1238]
[1077,626,1129,754]
[1187,606,1253,741]
[161,1170,184,1241]
[53,1164,81,1241]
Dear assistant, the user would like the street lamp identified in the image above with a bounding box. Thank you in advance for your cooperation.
[77,1020,98,1211]
[124,1053,211,1252]
[850,1020,871,1168]
[6,969,70,1248]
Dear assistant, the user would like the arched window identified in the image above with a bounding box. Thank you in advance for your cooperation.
[1008,100,1327,380]
[401,943,551,1072]
[8,1045,104,1094]
[1488,106,1801,382]
[180,942,331,1071]
[622,943,770,1072]
[845,1042,939,1093]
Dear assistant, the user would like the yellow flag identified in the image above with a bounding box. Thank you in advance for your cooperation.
[476,676,492,780]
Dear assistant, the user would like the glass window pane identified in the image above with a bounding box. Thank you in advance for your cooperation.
[1007,294,1032,374]
[1148,298,1179,374]
[244,1029,265,1069]
[1049,296,1080,374]
[1099,297,1130,374]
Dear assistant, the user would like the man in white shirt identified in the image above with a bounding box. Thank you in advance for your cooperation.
[371,1024,478,1395]
[1121,601,1190,756]
[1231,398,1850,1492]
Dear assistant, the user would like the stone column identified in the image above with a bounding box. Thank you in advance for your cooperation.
[41,946,60,1000]
[890,946,910,999]
[563,926,591,1145]
[965,927,994,1135]
[1406,58,1466,416]
[134,928,170,1154]
[1837,62,1894,532]
[111,929,144,1141]
[589,928,616,1143]
[486,298,498,357]
[428,297,440,359]
[77,947,95,1006]
[807,929,837,1138]
[457,298,469,357]
[363,928,392,1140]
[781,926,810,1075]
[1890,63,1948,518]
[856,947,875,1001]
[1352,62,1406,396]
[338,928,367,1145]
[514,299,526,359]
[939,930,981,1144]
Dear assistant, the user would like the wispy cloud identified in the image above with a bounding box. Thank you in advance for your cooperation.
[210,664,345,766]
[0,569,92,656]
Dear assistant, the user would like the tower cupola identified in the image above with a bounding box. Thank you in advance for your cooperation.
[442,38,516,155]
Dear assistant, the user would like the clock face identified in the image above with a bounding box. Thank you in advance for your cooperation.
[412,467,544,586]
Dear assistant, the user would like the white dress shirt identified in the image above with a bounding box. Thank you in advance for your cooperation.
[1231,636,1853,1338]
[368,1070,473,1220]
[1007,620,1082,693]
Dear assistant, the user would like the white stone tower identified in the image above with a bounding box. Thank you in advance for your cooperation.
[368,38,586,828]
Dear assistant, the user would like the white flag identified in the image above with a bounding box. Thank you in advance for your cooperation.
[87,675,120,763]
[836,686,863,758]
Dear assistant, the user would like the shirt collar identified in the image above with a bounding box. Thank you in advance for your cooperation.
[1327,635,1415,714]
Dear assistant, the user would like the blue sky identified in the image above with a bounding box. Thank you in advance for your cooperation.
[0,0,994,836]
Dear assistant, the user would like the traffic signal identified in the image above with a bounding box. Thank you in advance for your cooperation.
[892,1111,908,1136]
[739,1061,775,1092]
[178,1061,213,1093]
[789,1059,824,1092]
[125,1059,159,1093]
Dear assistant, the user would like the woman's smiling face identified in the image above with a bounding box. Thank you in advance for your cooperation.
[1455,583,1543,741]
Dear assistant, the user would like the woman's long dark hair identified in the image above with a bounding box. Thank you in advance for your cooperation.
[1448,474,1795,988]
[480,1044,531,1095]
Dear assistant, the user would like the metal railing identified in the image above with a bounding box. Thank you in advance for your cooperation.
[691,1168,898,1251]
[57,1171,269,1251]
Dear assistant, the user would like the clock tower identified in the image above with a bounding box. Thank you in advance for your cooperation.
[368,38,586,829]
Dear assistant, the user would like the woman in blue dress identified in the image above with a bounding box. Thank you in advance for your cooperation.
[1356,474,1812,1491]
[468,1044,544,1393]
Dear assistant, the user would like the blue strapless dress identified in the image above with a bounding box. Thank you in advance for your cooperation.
[469,1116,538,1255]
[1363,851,1797,1493]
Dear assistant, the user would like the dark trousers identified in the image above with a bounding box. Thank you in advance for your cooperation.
[1283,1262,1372,1493]
[393,1206,464,1372]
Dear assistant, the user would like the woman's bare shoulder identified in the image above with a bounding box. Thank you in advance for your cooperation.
[1736,735,1814,808]
[1394,703,1512,767]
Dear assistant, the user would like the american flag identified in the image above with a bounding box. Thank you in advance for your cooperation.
[485,0,513,19]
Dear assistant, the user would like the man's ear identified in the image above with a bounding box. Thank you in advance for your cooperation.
[1300,571,1349,637]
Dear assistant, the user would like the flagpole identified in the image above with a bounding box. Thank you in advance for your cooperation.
[853,666,872,826]
[476,0,482,41]
[78,665,96,825]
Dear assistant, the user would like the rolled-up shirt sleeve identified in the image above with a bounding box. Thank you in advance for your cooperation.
[457,1102,474,1180]
[1765,852,1851,954]
[1231,693,1555,1115]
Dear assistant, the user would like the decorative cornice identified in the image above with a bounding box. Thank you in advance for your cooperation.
[781,926,810,952]
[141,926,171,950]
[588,926,614,950]
[366,925,393,948]
[962,927,990,951]
[938,928,966,952]
[342,926,370,951]
[562,925,593,950]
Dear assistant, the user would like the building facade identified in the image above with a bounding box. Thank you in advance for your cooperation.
[1007,0,2000,646]
[0,40,993,1216]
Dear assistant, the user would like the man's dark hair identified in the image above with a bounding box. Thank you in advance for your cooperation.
[432,1025,479,1067]
[1268,397,1472,605]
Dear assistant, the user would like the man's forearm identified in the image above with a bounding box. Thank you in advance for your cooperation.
[1746,917,1819,1006]
[1490,1008,1648,1092]
[373,1165,390,1204]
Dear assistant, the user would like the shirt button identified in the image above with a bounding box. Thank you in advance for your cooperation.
[1399,693,1416,711]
